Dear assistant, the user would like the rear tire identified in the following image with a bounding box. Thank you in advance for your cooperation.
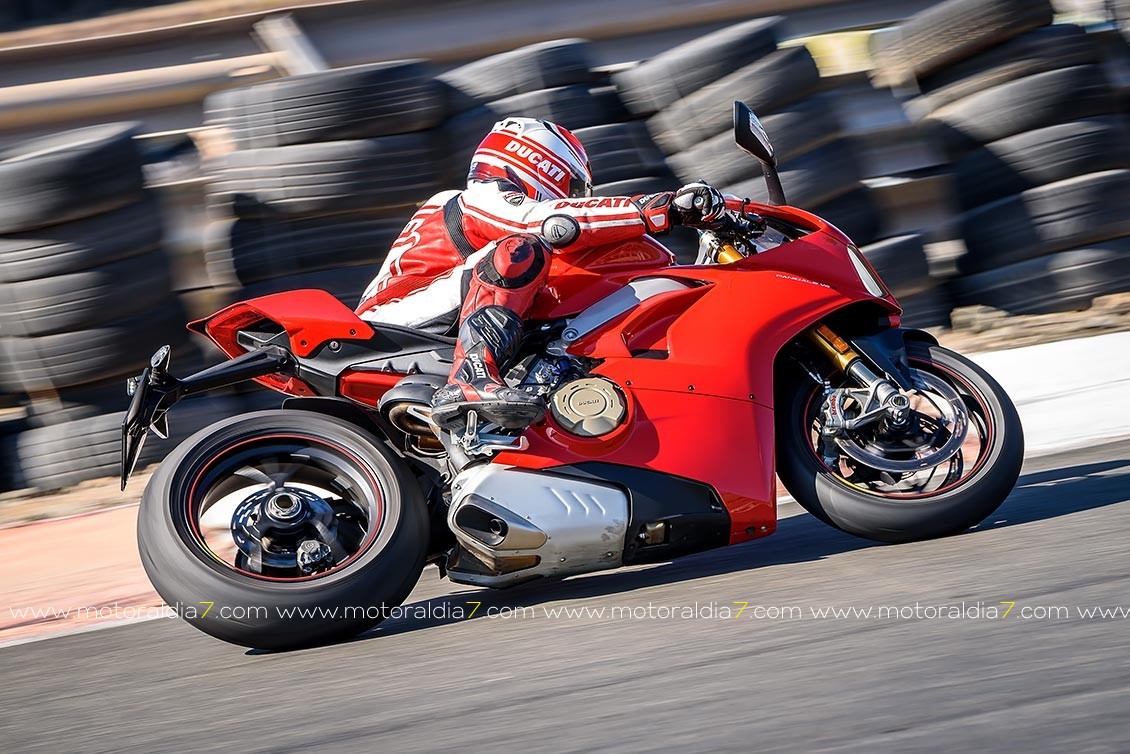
[776,341,1023,543]
[137,410,428,650]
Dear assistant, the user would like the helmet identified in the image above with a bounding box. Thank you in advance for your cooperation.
[468,117,592,201]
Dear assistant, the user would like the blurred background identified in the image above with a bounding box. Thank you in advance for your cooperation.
[1,0,1129,503]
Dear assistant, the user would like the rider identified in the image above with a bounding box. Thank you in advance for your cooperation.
[357,117,729,431]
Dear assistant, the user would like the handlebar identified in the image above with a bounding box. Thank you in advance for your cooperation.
[714,207,766,239]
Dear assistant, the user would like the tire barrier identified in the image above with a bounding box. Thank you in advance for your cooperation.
[202,58,448,303]
[874,0,1129,315]
[2,9,1127,494]
[0,123,222,491]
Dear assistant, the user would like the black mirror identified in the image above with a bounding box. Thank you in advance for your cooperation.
[733,101,776,166]
[733,100,786,205]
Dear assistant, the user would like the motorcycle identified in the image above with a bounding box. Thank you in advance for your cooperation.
[124,102,1024,650]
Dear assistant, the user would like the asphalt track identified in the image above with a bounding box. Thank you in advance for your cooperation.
[2,440,1128,753]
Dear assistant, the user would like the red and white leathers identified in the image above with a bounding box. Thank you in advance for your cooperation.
[355,179,675,332]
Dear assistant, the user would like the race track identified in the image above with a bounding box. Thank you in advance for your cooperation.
[2,440,1128,753]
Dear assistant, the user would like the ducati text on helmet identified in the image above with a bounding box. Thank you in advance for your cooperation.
[468,117,593,201]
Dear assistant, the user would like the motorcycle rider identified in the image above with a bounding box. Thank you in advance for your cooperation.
[357,117,729,431]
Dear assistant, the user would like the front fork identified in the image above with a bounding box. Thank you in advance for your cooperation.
[804,324,914,466]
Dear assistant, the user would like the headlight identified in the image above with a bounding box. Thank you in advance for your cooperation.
[846,245,888,298]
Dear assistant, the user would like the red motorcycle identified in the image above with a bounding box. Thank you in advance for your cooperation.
[125,103,1023,649]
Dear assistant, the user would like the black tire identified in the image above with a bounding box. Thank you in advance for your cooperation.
[25,378,137,428]
[807,188,884,247]
[897,285,954,329]
[612,17,783,117]
[137,410,428,649]
[438,39,592,112]
[726,139,862,209]
[906,24,1098,118]
[953,116,1130,211]
[441,85,629,181]
[777,340,1024,543]
[572,123,669,184]
[0,412,28,493]
[0,248,172,337]
[871,0,1054,87]
[951,238,1130,315]
[12,396,243,491]
[206,60,444,149]
[647,46,822,155]
[0,299,189,393]
[668,94,843,186]
[238,265,376,308]
[489,85,628,129]
[927,65,1116,156]
[0,198,163,283]
[24,341,218,428]
[860,234,933,299]
[209,135,440,219]
[593,175,677,198]
[959,170,1130,274]
[205,212,403,286]
[0,123,146,233]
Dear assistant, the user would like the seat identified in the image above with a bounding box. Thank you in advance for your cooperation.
[369,322,457,352]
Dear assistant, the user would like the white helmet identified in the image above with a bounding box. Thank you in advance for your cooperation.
[468,117,593,201]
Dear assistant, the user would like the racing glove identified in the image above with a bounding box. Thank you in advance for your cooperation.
[672,181,727,230]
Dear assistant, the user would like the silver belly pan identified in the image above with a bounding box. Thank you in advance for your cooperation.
[447,464,630,588]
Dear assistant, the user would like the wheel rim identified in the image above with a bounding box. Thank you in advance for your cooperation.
[184,434,385,581]
[803,358,995,499]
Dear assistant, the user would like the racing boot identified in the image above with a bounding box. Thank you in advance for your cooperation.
[430,305,545,431]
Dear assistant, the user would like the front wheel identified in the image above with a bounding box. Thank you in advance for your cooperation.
[777,340,1024,543]
[137,410,428,650]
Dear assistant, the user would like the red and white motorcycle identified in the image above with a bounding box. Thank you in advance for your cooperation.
[124,103,1023,649]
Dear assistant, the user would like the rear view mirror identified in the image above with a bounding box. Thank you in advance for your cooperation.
[733,101,786,205]
[733,101,776,166]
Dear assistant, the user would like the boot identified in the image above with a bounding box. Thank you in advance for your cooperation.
[430,305,545,431]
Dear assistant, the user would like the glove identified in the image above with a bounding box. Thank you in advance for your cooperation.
[672,182,727,229]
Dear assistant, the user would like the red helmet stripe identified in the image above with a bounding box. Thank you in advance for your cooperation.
[474,151,568,199]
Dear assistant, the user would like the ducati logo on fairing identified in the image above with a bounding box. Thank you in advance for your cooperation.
[504,139,567,183]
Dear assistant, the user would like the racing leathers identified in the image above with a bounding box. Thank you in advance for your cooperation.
[356,178,723,430]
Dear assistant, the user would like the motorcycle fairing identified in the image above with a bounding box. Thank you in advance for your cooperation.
[498,207,900,545]
[190,289,375,359]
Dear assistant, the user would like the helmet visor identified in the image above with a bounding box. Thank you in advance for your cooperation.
[569,174,593,199]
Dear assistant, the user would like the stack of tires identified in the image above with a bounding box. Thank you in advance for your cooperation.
[437,40,702,258]
[875,0,1130,314]
[618,19,937,317]
[203,60,447,307]
[0,123,232,491]
[438,40,625,180]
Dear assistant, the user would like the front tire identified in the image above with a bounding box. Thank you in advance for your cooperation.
[137,410,428,650]
[777,340,1024,543]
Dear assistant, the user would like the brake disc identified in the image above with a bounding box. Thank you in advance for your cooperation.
[834,371,969,474]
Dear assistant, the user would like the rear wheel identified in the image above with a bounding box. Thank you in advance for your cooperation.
[137,410,428,650]
[776,341,1023,543]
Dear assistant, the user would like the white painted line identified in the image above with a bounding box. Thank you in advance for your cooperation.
[968,332,1130,456]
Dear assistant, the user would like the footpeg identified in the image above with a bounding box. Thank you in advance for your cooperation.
[457,410,529,457]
